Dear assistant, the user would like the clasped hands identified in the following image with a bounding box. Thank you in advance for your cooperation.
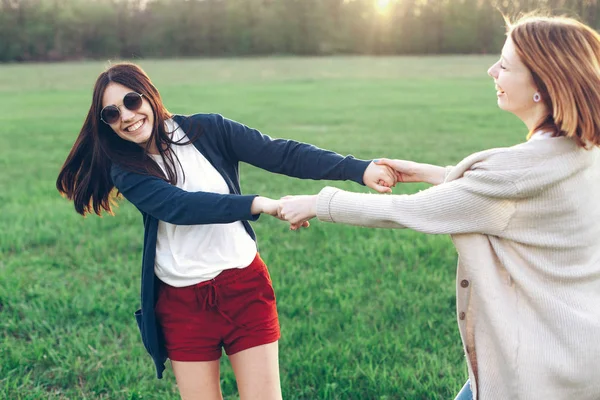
[253,158,434,230]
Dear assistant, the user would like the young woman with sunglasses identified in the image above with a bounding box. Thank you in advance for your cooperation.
[56,62,396,400]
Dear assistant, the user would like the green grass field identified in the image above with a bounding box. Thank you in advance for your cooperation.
[0,56,524,399]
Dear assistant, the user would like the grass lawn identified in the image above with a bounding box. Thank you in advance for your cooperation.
[0,55,523,399]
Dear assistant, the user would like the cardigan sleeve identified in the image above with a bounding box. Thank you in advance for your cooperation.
[316,167,518,236]
[214,114,371,185]
[111,165,259,225]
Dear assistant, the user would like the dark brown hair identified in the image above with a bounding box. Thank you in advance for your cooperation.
[56,62,187,216]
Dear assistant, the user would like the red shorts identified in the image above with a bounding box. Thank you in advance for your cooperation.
[155,253,280,361]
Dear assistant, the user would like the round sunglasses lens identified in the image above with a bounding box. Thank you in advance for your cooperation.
[123,92,143,111]
[101,106,120,124]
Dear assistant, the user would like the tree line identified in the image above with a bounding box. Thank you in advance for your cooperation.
[1,0,598,62]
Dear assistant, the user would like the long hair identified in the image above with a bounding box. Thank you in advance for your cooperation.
[56,62,187,216]
[506,14,600,148]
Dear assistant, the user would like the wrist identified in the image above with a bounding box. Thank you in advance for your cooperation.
[309,194,318,217]
[420,164,445,185]
[250,196,264,215]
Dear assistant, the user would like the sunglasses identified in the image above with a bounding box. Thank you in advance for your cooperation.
[100,92,144,125]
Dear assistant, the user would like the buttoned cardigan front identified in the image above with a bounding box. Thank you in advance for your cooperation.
[315,137,600,399]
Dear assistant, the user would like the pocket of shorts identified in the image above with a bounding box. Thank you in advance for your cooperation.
[256,269,276,302]
[252,262,273,283]
[154,283,172,319]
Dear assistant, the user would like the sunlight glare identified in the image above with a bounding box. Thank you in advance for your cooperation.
[376,0,391,14]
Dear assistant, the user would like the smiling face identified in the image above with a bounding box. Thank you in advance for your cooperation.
[487,36,548,129]
[102,82,156,151]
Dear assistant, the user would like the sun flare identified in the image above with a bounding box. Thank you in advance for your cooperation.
[375,0,391,14]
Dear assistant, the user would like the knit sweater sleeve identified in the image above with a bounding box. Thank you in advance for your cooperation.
[316,167,518,236]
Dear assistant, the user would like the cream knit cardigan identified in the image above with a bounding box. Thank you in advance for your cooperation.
[315,137,600,399]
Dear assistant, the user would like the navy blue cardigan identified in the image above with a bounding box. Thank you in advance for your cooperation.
[111,113,371,378]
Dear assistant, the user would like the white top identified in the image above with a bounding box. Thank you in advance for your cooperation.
[149,120,257,287]
[315,135,600,399]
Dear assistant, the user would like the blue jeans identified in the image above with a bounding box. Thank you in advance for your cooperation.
[454,380,473,400]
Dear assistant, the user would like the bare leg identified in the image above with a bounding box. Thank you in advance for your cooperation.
[229,342,282,400]
[171,360,223,400]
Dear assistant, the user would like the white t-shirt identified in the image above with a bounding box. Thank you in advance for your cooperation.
[149,119,257,287]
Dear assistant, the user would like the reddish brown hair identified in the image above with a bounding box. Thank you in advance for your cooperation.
[507,15,600,148]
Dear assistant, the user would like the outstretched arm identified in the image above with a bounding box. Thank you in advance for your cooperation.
[373,158,449,186]
[112,164,284,225]
[214,115,397,192]
[279,167,518,236]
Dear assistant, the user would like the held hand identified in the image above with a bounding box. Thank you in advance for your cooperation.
[251,196,280,217]
[278,195,318,230]
[363,162,397,193]
[373,158,423,183]
[374,159,447,185]
[251,196,310,229]
[250,196,310,230]
[374,158,447,185]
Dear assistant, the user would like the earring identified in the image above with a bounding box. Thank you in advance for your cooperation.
[533,92,541,103]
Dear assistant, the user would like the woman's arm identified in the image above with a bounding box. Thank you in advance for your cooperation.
[112,164,275,225]
[214,115,396,192]
[279,167,518,236]
[374,158,451,186]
